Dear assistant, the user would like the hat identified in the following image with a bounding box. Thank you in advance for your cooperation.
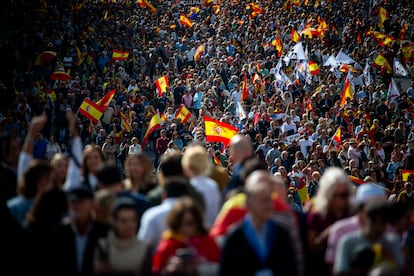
[67,186,94,201]
[355,183,386,204]
[171,123,177,127]
[349,138,357,144]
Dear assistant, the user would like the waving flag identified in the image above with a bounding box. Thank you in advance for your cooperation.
[175,104,192,124]
[402,43,414,64]
[236,101,246,121]
[378,6,389,29]
[401,170,414,181]
[373,53,392,74]
[204,115,239,146]
[393,59,408,76]
[112,50,129,60]
[387,78,400,104]
[96,89,116,109]
[119,111,132,132]
[336,50,355,64]
[241,74,248,101]
[349,175,366,185]
[180,14,193,28]
[155,76,169,97]
[141,112,162,149]
[308,61,320,75]
[79,99,104,123]
[194,44,205,61]
[213,155,222,166]
[271,37,283,57]
[331,128,341,149]
[363,61,372,86]
[340,76,354,107]
[291,29,300,43]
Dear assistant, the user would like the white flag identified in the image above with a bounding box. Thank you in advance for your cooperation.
[393,58,408,76]
[363,61,372,86]
[387,78,400,104]
[236,101,246,121]
[336,50,355,64]
[286,42,306,60]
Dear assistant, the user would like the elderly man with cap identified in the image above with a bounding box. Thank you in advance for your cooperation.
[397,182,414,209]
[325,183,388,268]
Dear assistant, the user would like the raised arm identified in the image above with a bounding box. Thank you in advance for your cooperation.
[17,114,47,183]
[63,110,83,191]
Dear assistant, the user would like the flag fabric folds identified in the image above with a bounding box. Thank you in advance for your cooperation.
[96,89,116,109]
[378,6,389,28]
[79,99,104,123]
[401,170,414,181]
[213,155,222,166]
[373,53,392,74]
[308,61,320,75]
[387,78,400,104]
[194,44,205,61]
[112,50,129,60]
[119,111,132,132]
[331,128,341,149]
[204,115,239,146]
[155,76,169,97]
[340,77,354,107]
[241,74,248,101]
[291,29,300,43]
[180,14,193,28]
[141,112,162,149]
[141,0,157,12]
[175,104,192,124]
[393,59,408,76]
[272,37,283,57]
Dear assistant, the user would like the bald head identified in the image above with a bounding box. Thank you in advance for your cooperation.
[230,134,253,164]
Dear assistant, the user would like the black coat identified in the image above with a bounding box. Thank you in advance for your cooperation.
[220,220,297,276]
[54,221,109,276]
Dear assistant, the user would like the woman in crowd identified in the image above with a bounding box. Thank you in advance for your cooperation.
[306,167,354,276]
[102,136,118,165]
[152,197,220,276]
[94,197,151,276]
[50,153,68,188]
[123,152,155,195]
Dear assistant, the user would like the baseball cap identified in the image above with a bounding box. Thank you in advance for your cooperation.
[355,183,386,204]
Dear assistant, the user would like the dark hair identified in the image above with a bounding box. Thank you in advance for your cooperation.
[111,197,137,219]
[18,161,53,199]
[240,158,268,182]
[96,165,122,186]
[166,197,207,236]
[159,152,183,177]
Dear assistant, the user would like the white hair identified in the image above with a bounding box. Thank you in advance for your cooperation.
[313,167,354,216]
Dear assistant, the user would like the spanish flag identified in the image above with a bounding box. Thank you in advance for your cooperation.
[291,29,300,43]
[194,44,205,61]
[271,37,283,57]
[305,100,312,117]
[112,50,129,60]
[349,175,366,185]
[141,112,162,149]
[378,6,389,29]
[160,111,168,122]
[119,111,132,132]
[79,99,104,123]
[402,43,414,63]
[241,74,248,101]
[96,88,116,109]
[204,115,238,146]
[401,170,414,182]
[308,61,320,75]
[212,5,220,15]
[180,14,193,28]
[399,23,408,40]
[340,77,354,107]
[142,0,157,12]
[331,128,341,149]
[204,0,214,6]
[373,53,392,74]
[137,0,145,7]
[155,76,169,97]
[175,104,192,124]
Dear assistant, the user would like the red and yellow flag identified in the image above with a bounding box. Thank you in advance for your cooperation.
[212,5,220,15]
[340,77,354,107]
[141,0,157,12]
[204,0,214,6]
[180,14,193,28]
[241,74,248,101]
[194,44,205,61]
[373,53,392,74]
[399,23,408,40]
[402,43,414,64]
[349,175,366,185]
[308,61,320,75]
[204,115,239,146]
[175,104,192,124]
[96,88,116,109]
[119,111,132,132]
[141,112,162,149]
[213,155,222,166]
[160,111,168,122]
[155,76,169,97]
[291,29,300,43]
[112,50,129,60]
[271,37,283,57]
[331,128,341,149]
[79,99,104,123]
[378,6,389,28]
[401,170,414,181]
[305,100,312,117]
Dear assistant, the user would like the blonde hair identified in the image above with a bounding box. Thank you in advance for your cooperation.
[181,144,211,176]
[312,167,354,216]
[50,153,68,168]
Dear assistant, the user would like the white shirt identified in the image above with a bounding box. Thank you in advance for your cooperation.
[299,138,314,158]
[190,175,220,228]
[128,144,142,155]
[137,198,179,254]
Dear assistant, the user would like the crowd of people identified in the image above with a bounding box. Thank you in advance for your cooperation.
[2,0,414,275]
